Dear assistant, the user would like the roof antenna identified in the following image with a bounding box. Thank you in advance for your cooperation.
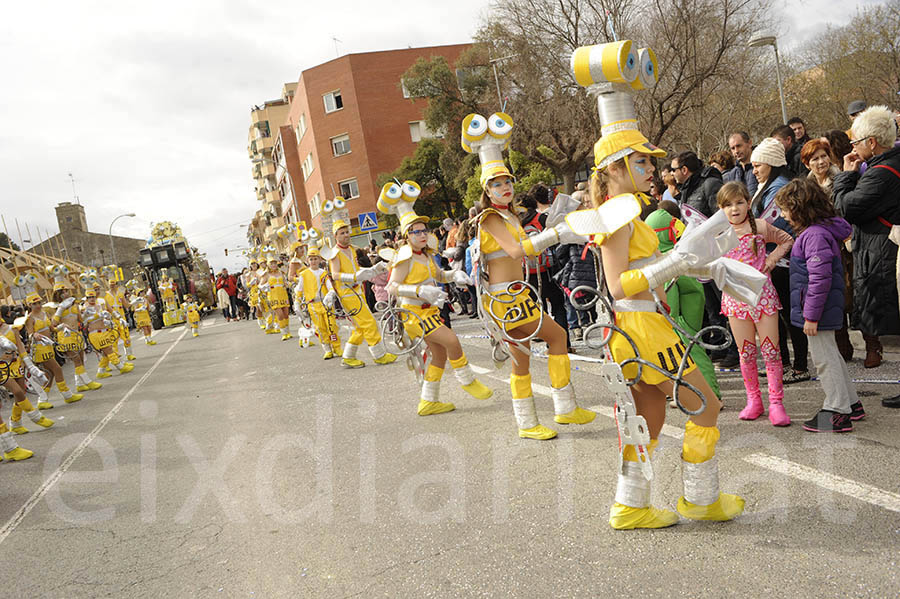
[606,11,618,41]
[332,36,342,58]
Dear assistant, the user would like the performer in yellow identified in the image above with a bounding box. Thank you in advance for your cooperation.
[567,40,748,528]
[254,255,277,334]
[126,280,156,345]
[378,180,493,415]
[52,275,103,392]
[242,255,264,330]
[461,112,595,439]
[0,305,54,435]
[183,294,204,337]
[24,291,83,407]
[261,245,292,340]
[104,278,135,361]
[327,221,397,368]
[295,247,342,359]
[0,335,35,461]
[158,274,177,311]
[83,289,134,378]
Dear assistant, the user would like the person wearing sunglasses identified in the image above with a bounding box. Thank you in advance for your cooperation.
[379,181,493,416]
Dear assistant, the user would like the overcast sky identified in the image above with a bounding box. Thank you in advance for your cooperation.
[0,0,885,272]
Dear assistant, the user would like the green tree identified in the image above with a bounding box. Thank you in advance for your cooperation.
[0,232,20,251]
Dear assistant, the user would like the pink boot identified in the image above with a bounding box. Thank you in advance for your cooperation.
[739,341,764,420]
[762,339,791,427]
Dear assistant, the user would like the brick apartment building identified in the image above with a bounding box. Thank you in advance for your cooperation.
[287,44,469,241]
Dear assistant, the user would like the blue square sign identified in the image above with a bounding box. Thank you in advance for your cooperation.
[358,211,378,232]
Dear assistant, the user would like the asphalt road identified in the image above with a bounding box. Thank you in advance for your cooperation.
[1,313,899,598]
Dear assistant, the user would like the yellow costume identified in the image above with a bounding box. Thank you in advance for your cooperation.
[29,306,83,406]
[296,263,341,358]
[266,273,290,309]
[2,325,54,435]
[83,295,133,377]
[184,297,204,337]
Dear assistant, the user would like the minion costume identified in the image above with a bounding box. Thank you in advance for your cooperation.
[1,315,55,436]
[260,246,292,340]
[159,274,177,311]
[83,289,134,377]
[295,246,342,358]
[255,248,278,334]
[462,112,595,439]
[103,277,135,361]
[25,284,83,407]
[645,210,721,399]
[127,279,157,345]
[183,294,204,337]
[567,40,745,527]
[326,218,397,368]
[377,180,492,416]
[0,335,35,461]
[57,271,103,392]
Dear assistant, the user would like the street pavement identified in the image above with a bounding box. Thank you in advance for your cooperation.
[1,312,899,598]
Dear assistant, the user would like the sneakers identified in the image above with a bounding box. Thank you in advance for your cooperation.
[802,409,852,433]
[850,401,866,421]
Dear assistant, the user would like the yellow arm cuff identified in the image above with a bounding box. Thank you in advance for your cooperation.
[620,269,650,297]
[521,238,537,257]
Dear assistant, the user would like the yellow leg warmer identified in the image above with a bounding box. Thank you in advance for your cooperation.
[109,352,120,366]
[547,354,571,388]
[0,423,7,434]
[676,422,744,521]
[448,356,467,370]
[510,373,532,400]
[75,365,86,375]
[425,365,444,382]
[56,381,70,393]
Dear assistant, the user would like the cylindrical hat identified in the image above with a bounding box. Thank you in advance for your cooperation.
[750,137,787,167]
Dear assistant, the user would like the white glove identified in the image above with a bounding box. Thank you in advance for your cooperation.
[356,265,383,283]
[323,290,337,309]
[687,257,768,307]
[451,270,471,286]
[417,285,448,307]
[54,297,76,317]
[23,356,49,388]
[544,193,582,228]
[293,301,301,314]
[552,221,589,245]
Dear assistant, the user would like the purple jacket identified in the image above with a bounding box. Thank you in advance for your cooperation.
[788,217,852,329]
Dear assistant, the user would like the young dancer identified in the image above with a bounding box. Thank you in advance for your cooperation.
[262,248,292,341]
[51,283,103,392]
[0,335,34,461]
[83,289,134,378]
[183,294,204,337]
[378,180,493,415]
[24,292,83,407]
[717,182,793,426]
[1,305,54,435]
[127,281,157,345]
[774,178,865,431]
[295,247,342,359]
[461,112,594,439]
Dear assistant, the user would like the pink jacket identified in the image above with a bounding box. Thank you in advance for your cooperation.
[371,271,389,303]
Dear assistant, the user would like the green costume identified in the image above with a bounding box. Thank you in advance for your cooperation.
[644,209,720,398]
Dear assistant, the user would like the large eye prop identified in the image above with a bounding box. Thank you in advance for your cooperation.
[462,113,488,142]
[27,274,37,284]
[308,229,320,240]
[381,182,402,202]
[322,199,335,214]
[300,230,310,243]
[333,197,346,210]
[401,181,421,200]
[487,112,513,140]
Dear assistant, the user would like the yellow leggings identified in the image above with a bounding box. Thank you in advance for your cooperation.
[339,289,381,346]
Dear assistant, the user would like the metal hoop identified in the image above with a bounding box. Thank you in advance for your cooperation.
[377,299,425,356]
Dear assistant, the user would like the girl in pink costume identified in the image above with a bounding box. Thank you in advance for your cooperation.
[717,182,794,426]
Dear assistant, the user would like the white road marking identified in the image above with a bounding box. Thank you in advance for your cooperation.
[744,453,900,514]
[0,328,189,547]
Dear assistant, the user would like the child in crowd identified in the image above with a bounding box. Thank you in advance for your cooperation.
[717,182,794,426]
[774,179,865,432]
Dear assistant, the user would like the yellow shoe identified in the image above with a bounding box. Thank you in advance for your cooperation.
[11,424,28,435]
[65,393,84,404]
[38,401,54,410]
[518,424,557,440]
[87,381,103,390]
[266,329,281,335]
[76,384,90,392]
[35,416,54,428]
[282,333,293,341]
[417,399,456,415]
[342,358,365,369]
[677,493,745,521]
[373,353,397,365]
[461,379,493,400]
[127,354,136,360]
[3,447,34,461]
[96,372,112,379]
[609,503,679,530]
[554,406,597,425]
[323,351,335,360]
[119,363,135,374]
[146,340,157,346]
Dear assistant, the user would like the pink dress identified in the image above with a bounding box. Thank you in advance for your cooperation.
[721,233,781,322]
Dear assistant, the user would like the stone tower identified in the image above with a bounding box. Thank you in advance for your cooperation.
[56,202,87,234]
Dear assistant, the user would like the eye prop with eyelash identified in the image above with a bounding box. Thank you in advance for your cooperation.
[322,199,334,214]
[333,197,346,210]
[401,182,421,200]
[487,112,513,139]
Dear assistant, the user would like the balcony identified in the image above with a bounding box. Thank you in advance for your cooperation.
[265,190,281,206]
[255,136,274,152]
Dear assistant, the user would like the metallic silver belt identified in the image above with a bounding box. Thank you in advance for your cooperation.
[613,299,657,313]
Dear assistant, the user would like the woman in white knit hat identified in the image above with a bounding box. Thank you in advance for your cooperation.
[750,137,810,386]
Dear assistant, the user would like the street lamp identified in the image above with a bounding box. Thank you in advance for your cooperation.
[749,34,788,125]
[489,54,517,109]
[108,213,136,267]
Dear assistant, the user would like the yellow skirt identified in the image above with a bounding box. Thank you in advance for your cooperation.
[88,329,116,351]
[57,330,85,353]
[5,358,23,379]
[134,311,151,327]
[609,310,696,385]
[481,286,541,333]
[400,303,444,339]
[32,343,56,363]
[186,310,201,324]
[267,287,290,309]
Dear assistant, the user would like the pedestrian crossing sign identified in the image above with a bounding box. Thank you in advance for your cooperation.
[358,211,378,232]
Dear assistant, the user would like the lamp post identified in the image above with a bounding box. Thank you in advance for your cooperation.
[749,34,788,125]
[489,54,518,109]
[108,213,136,266]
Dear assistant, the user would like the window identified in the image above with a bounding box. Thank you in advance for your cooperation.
[257,121,270,138]
[409,121,442,143]
[339,178,359,199]
[401,79,424,99]
[309,192,321,217]
[66,216,72,222]
[296,113,307,140]
[302,152,314,180]
[323,90,343,113]
[331,134,351,157]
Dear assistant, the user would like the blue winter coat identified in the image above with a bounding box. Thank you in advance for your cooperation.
[788,217,852,330]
